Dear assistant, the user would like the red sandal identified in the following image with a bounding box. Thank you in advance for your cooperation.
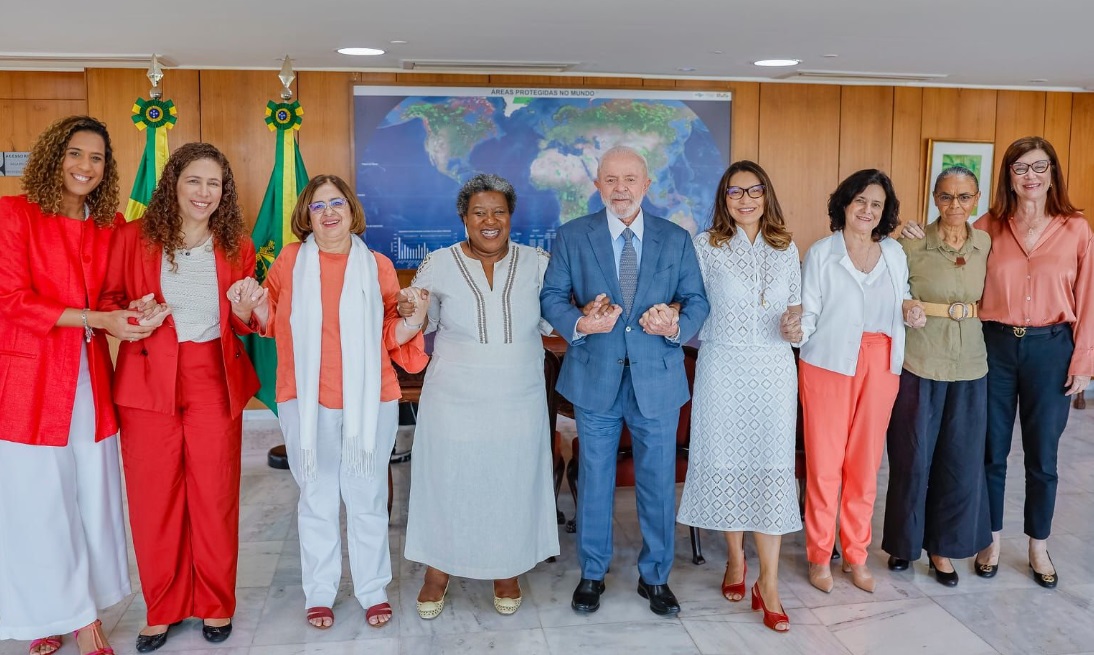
[751,582,790,633]
[721,557,747,602]
[366,602,393,628]
[306,606,334,629]
[28,636,62,655]
[73,620,115,655]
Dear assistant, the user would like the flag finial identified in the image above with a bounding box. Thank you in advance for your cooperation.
[147,54,164,99]
[279,55,295,100]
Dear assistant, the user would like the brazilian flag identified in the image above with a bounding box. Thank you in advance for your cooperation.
[245,100,309,413]
[124,98,177,221]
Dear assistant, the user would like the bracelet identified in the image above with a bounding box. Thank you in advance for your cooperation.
[403,317,423,330]
[81,308,94,343]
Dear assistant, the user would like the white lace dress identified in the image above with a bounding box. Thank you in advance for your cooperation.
[677,231,803,535]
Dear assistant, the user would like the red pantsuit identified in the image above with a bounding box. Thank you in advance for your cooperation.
[100,220,259,624]
[118,341,241,622]
[800,333,900,565]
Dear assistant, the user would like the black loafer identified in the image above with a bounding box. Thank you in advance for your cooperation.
[202,620,233,643]
[887,556,910,571]
[1030,562,1058,589]
[974,560,998,578]
[636,579,680,616]
[928,558,959,587]
[571,578,606,613]
[136,620,181,653]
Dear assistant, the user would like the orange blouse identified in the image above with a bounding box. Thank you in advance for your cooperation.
[260,242,428,406]
[974,214,1094,376]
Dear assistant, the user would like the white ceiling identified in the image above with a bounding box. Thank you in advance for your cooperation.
[4,0,1094,90]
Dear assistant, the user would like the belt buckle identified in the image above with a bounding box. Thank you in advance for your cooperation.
[1013,326,1027,338]
[947,302,969,321]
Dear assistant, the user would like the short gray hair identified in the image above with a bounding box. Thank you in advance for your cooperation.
[456,173,517,217]
[596,145,649,178]
[933,165,979,193]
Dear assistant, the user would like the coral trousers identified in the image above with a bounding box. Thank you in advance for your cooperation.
[800,333,899,565]
[118,340,242,624]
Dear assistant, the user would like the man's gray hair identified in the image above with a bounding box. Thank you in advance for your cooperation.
[596,145,649,178]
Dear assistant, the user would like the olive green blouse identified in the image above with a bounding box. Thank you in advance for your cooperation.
[899,221,991,381]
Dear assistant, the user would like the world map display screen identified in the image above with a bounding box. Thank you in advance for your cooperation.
[353,86,732,269]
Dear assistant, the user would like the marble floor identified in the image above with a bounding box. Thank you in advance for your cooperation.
[4,402,1094,655]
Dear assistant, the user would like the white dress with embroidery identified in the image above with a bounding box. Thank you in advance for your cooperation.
[404,243,560,578]
[677,231,803,535]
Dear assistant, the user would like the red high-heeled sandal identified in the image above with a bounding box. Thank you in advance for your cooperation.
[751,582,790,633]
[721,557,746,602]
[73,619,114,655]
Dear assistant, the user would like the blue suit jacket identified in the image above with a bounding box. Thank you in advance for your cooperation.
[540,210,709,418]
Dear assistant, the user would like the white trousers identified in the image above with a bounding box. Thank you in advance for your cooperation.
[0,347,130,640]
[278,399,398,610]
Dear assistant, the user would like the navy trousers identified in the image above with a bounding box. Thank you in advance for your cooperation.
[983,322,1074,539]
[574,367,679,585]
[882,370,991,560]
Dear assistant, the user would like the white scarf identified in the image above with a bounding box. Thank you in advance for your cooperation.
[289,235,383,481]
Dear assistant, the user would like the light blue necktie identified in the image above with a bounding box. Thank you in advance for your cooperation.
[620,227,637,317]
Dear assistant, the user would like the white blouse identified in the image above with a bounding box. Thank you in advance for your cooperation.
[160,236,220,343]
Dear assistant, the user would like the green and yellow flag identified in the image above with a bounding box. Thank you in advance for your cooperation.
[245,100,309,413]
[124,97,177,221]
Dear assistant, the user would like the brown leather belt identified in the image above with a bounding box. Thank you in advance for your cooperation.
[920,301,978,321]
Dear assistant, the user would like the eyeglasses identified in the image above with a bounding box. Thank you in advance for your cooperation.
[935,192,978,206]
[726,184,765,199]
[1010,159,1050,175]
[308,198,348,213]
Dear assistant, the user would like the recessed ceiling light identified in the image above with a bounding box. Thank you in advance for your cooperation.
[1028,78,1048,83]
[711,50,724,55]
[753,58,801,67]
[390,40,407,45]
[823,54,839,58]
[678,67,696,72]
[338,47,385,56]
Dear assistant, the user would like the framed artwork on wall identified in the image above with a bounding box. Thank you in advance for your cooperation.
[923,139,994,224]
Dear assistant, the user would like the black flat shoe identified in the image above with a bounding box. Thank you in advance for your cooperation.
[571,578,606,613]
[135,621,181,653]
[1030,556,1058,589]
[202,620,233,643]
[973,560,998,578]
[928,557,959,587]
[887,556,909,571]
[636,579,680,616]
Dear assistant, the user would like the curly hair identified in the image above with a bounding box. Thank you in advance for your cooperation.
[141,142,244,271]
[21,115,120,228]
[706,160,792,251]
[827,169,900,242]
[456,173,517,217]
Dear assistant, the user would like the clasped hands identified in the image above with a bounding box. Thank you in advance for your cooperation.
[778,310,803,343]
[397,287,430,327]
[113,293,171,342]
[575,293,679,337]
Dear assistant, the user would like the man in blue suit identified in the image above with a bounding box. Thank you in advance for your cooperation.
[541,145,708,615]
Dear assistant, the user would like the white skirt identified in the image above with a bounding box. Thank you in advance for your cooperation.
[0,346,130,640]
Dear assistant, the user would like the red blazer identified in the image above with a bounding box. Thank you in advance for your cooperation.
[100,220,260,417]
[0,195,121,445]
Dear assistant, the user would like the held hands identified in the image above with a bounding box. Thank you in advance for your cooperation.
[903,301,927,329]
[398,287,430,327]
[127,293,171,328]
[779,309,803,343]
[901,222,926,240]
[227,277,269,314]
[639,303,679,338]
[1065,375,1091,397]
[576,293,622,334]
[98,309,154,341]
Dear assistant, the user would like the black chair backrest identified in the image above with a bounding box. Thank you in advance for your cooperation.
[543,348,562,439]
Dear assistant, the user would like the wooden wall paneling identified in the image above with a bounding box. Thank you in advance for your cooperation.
[296,72,354,184]
[0,72,86,100]
[0,98,89,196]
[992,91,1045,181]
[394,73,491,87]
[920,88,998,142]
[727,82,759,162]
[640,78,677,90]
[487,75,574,87]
[889,87,924,224]
[1044,92,1073,179]
[352,72,399,85]
[1067,94,1094,229]
[85,68,202,214]
[758,83,841,252]
[581,76,640,89]
[837,86,894,180]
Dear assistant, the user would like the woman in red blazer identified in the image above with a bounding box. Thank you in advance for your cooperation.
[100,142,260,653]
[0,116,151,655]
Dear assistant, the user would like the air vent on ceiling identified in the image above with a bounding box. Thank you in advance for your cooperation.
[0,52,175,68]
[776,69,948,84]
[401,60,577,73]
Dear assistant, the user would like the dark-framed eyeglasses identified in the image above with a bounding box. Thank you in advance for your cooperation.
[726,184,765,199]
[1010,159,1050,175]
[935,192,978,206]
[308,197,349,213]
